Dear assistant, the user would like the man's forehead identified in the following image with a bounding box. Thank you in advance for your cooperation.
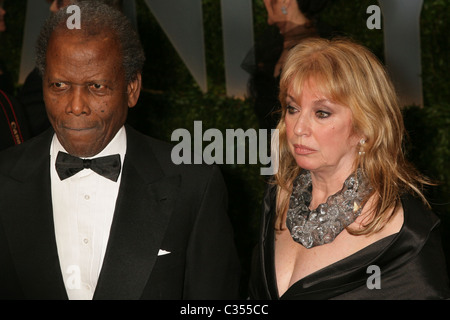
[46,29,123,71]
[47,29,121,59]
[51,24,117,43]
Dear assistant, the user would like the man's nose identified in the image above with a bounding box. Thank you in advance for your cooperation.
[66,86,90,116]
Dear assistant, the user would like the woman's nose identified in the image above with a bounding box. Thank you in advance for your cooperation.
[293,113,311,136]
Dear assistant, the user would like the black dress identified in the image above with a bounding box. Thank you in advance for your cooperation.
[249,185,450,299]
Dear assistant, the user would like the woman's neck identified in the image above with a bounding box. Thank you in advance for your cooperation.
[309,169,356,209]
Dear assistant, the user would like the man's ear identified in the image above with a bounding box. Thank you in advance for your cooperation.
[127,73,142,108]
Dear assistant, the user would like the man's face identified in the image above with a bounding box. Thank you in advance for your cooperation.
[43,30,141,157]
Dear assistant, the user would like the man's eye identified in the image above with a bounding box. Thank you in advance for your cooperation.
[51,82,68,90]
[92,84,103,89]
[88,83,108,95]
[89,83,106,90]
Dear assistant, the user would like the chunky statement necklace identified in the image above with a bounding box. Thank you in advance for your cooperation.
[286,169,373,249]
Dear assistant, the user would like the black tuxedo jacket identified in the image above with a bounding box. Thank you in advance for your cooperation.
[0,125,241,299]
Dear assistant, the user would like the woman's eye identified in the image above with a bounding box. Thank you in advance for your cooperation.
[316,110,331,119]
[286,105,298,114]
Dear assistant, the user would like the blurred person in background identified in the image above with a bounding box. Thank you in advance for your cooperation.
[243,0,330,130]
[0,0,30,150]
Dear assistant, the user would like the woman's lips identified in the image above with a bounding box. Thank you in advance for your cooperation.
[293,144,316,155]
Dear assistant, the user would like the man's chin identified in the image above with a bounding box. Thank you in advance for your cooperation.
[57,137,103,158]
[65,148,103,158]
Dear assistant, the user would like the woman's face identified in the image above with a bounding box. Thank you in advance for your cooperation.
[284,79,362,176]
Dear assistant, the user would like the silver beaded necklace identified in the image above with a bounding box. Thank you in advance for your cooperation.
[286,169,373,248]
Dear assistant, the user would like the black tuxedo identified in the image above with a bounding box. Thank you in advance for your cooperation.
[0,125,241,299]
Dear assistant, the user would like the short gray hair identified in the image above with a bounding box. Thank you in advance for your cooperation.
[35,0,145,83]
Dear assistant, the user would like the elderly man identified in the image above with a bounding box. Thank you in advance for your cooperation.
[0,1,240,300]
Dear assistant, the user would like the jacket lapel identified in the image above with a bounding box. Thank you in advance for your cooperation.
[93,127,180,299]
[3,129,67,299]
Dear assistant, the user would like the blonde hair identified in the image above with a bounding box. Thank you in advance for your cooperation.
[274,37,432,234]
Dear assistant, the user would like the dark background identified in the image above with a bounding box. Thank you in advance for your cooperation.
[1,0,449,298]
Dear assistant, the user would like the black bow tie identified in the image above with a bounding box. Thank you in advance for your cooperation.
[55,151,121,182]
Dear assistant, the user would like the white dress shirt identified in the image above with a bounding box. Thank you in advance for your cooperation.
[50,126,126,300]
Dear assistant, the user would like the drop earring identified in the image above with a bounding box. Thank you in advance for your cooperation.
[359,139,366,156]
[281,6,287,15]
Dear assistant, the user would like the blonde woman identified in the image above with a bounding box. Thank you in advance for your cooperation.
[249,38,450,299]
